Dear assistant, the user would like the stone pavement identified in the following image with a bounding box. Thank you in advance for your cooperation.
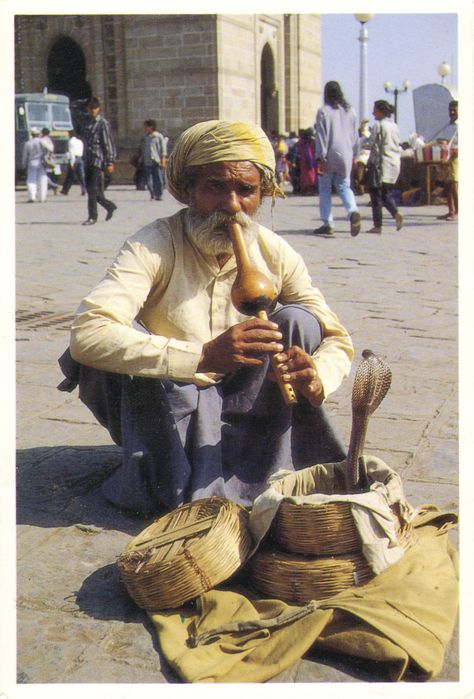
[12,183,459,687]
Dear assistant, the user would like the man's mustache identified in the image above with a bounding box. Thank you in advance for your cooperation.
[197,209,255,232]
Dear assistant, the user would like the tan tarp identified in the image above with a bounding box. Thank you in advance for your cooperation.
[148,506,458,683]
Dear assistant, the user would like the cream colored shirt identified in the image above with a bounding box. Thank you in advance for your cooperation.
[70,209,353,399]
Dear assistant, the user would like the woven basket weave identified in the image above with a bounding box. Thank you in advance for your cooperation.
[249,547,374,604]
[270,467,415,557]
[117,497,252,610]
[274,501,361,555]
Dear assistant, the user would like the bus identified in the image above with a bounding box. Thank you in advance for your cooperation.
[15,91,74,180]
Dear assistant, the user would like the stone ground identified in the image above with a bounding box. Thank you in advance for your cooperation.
[9,182,462,691]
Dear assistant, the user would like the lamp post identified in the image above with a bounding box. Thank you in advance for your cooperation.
[383,79,410,123]
[354,14,374,120]
[438,61,451,84]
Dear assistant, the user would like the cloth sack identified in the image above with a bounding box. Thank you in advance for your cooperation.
[148,506,458,683]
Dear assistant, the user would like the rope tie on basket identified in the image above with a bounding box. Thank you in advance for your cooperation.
[187,600,320,647]
[182,547,213,592]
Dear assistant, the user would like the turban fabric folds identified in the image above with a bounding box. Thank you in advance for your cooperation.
[166,120,284,204]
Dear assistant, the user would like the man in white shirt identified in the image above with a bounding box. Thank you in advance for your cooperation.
[61,130,87,195]
[22,127,49,202]
[59,120,353,514]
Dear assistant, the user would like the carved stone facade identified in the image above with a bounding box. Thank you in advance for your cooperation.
[15,14,321,151]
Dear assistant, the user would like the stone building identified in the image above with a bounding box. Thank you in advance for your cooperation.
[15,13,321,153]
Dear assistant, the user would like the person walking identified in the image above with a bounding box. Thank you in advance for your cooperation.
[140,119,167,200]
[82,97,117,225]
[313,81,360,237]
[366,100,403,235]
[61,130,87,196]
[22,127,49,203]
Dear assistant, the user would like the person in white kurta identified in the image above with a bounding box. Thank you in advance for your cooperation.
[21,128,50,203]
[366,100,403,234]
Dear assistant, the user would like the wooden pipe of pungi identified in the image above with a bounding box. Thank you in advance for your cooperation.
[228,221,297,406]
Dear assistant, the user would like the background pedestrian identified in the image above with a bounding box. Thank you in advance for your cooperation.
[313,81,360,237]
[82,96,117,225]
[61,130,86,196]
[366,100,403,235]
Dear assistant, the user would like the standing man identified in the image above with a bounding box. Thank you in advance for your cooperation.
[82,97,117,225]
[436,100,458,221]
[58,119,353,515]
[141,119,167,200]
[61,130,87,196]
[22,127,48,203]
[313,81,361,237]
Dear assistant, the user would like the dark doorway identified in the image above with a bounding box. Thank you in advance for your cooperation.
[47,36,92,102]
[47,36,92,134]
[260,43,278,136]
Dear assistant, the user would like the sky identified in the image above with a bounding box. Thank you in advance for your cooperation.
[321,13,458,141]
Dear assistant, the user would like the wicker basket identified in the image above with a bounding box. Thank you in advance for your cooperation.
[274,501,361,555]
[117,497,253,610]
[270,467,415,557]
[249,547,374,604]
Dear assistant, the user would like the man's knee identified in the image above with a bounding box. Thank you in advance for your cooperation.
[271,304,322,353]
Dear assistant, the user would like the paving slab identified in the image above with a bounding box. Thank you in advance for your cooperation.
[9,183,462,690]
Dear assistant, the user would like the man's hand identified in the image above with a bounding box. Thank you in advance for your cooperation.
[106,164,114,174]
[272,345,324,407]
[198,318,284,374]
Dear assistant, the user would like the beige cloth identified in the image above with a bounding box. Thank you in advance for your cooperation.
[70,208,353,395]
[149,507,458,682]
[249,456,415,575]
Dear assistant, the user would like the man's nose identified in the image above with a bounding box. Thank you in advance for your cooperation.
[221,190,241,214]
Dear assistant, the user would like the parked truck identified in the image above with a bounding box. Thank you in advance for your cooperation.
[15,90,74,181]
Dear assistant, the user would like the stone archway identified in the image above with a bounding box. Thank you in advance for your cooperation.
[47,36,92,102]
[47,36,92,134]
[260,43,279,136]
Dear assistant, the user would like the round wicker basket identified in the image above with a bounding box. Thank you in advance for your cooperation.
[117,497,253,611]
[269,467,415,557]
[274,501,361,555]
[249,547,374,604]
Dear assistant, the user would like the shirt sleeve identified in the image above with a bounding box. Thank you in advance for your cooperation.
[69,225,204,383]
[273,236,354,399]
[100,119,117,164]
[314,109,328,161]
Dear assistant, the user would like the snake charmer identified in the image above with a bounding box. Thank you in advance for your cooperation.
[58,120,354,514]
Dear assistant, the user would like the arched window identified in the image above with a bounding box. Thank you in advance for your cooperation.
[260,43,278,135]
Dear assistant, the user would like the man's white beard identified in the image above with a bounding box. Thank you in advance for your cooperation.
[185,209,259,257]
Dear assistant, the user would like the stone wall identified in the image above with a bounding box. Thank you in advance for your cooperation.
[15,14,321,155]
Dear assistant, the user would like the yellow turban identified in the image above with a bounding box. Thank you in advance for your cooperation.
[166,120,284,204]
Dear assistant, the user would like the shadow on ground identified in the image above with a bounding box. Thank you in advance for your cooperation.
[16,445,153,534]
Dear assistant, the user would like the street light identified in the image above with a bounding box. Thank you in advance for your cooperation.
[438,61,451,84]
[354,14,374,120]
[383,79,410,123]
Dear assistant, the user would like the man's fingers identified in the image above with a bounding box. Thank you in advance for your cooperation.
[241,329,283,344]
[236,341,284,356]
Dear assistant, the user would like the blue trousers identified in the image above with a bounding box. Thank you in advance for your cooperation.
[318,171,358,226]
[145,164,163,199]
